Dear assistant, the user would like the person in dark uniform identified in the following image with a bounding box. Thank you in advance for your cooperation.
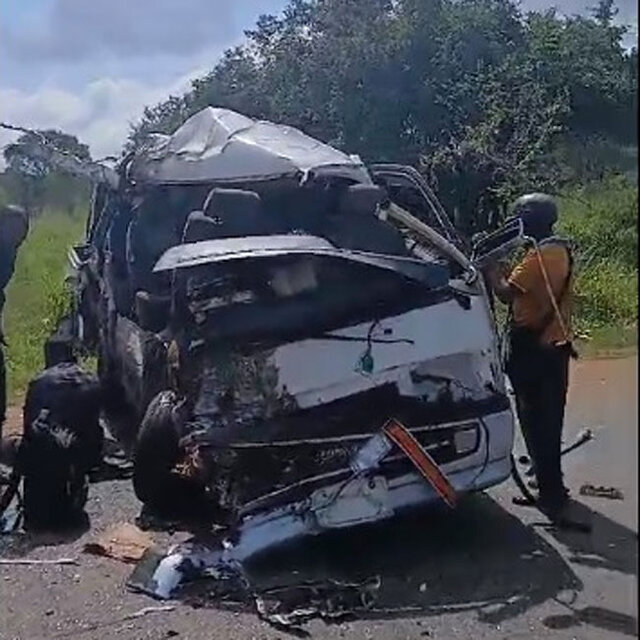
[484,194,578,524]
[0,204,29,439]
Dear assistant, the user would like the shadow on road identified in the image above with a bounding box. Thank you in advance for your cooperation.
[544,604,638,638]
[539,499,638,576]
[0,512,90,558]
[236,493,583,627]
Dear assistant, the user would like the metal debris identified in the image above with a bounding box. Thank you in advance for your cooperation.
[579,484,624,500]
[0,557,78,566]
[254,576,381,629]
[125,605,176,620]
[562,428,594,456]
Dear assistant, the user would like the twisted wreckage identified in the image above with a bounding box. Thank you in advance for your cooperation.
[62,107,518,596]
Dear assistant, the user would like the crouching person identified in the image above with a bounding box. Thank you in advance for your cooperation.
[18,362,103,530]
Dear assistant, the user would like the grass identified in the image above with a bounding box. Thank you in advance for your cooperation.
[4,208,86,399]
[557,175,638,343]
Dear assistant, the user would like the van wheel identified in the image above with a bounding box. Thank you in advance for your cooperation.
[133,391,181,509]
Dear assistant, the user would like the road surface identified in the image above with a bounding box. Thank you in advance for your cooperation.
[1,356,637,640]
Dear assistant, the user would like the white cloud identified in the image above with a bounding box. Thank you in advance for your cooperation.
[0,62,210,162]
[4,0,236,62]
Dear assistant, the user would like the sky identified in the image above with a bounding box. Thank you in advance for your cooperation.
[0,0,637,162]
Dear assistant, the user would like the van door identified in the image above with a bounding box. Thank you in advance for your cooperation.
[368,164,463,249]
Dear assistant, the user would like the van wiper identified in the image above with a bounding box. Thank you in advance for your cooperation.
[314,333,415,345]
[316,318,415,345]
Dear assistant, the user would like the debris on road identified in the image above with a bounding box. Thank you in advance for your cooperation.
[255,576,381,629]
[84,522,156,563]
[579,484,624,500]
[130,538,382,631]
[125,605,176,620]
[562,428,594,456]
[0,557,78,566]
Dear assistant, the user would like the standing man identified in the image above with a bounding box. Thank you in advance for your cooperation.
[0,204,29,440]
[484,193,577,524]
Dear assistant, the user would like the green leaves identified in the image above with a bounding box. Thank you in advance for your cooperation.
[127,0,637,235]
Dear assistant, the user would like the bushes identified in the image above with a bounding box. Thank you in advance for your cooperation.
[557,175,638,330]
[573,262,637,329]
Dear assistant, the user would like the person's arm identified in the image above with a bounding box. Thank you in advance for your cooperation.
[486,249,541,305]
[484,262,520,303]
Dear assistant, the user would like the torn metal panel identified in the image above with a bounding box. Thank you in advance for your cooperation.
[167,289,509,518]
[267,298,500,410]
[130,107,371,185]
[153,234,451,288]
[255,576,382,628]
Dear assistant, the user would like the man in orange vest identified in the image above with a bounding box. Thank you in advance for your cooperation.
[485,194,577,524]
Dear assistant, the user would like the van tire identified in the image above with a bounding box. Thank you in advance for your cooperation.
[133,390,181,509]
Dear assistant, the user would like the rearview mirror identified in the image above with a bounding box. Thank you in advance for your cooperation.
[471,217,527,269]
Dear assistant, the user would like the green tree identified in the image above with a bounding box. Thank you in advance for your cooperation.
[3,129,91,214]
[128,0,637,234]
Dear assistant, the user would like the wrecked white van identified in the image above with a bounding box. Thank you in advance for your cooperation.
[70,108,515,553]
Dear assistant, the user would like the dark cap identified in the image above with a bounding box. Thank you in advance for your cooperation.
[512,193,558,227]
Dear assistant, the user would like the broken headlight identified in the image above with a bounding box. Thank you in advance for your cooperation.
[453,426,478,455]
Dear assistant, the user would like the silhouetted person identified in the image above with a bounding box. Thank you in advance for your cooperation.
[0,205,29,439]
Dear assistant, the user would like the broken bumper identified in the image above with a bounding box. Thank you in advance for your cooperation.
[233,409,512,562]
[130,409,513,600]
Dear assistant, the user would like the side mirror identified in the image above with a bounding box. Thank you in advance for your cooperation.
[471,218,526,269]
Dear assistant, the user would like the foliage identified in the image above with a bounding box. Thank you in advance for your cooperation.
[129,0,636,236]
[558,175,637,268]
[557,176,637,330]
[2,129,91,215]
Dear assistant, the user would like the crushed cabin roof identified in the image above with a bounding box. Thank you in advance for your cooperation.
[153,234,450,288]
[129,107,371,185]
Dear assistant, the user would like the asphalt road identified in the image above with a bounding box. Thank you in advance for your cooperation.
[0,356,637,640]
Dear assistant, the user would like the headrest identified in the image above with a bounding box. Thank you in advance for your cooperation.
[201,187,282,237]
[203,188,262,221]
[338,184,385,217]
[182,210,221,243]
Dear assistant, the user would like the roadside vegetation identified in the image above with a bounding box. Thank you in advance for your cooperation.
[2,207,85,398]
[559,177,637,338]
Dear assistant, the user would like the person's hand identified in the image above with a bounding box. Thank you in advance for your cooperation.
[483,260,503,281]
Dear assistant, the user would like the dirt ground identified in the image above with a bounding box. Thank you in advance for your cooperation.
[0,356,637,640]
